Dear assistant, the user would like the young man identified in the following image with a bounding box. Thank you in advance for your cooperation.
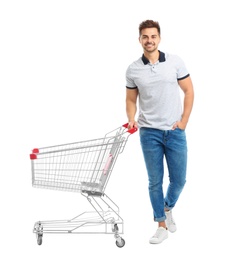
[125,20,194,244]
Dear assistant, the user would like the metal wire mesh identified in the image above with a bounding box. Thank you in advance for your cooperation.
[31,128,128,193]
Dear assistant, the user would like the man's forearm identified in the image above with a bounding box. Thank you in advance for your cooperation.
[182,90,194,125]
[126,100,137,122]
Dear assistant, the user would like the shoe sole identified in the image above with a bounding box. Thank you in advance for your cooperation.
[149,235,168,244]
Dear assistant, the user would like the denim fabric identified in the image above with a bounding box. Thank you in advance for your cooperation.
[139,127,187,222]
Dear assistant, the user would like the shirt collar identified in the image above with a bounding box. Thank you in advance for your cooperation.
[141,50,166,65]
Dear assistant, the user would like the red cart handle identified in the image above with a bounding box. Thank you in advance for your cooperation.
[122,123,138,134]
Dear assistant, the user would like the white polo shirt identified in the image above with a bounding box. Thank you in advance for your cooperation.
[126,51,190,130]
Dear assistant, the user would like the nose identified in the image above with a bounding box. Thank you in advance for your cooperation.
[146,38,154,43]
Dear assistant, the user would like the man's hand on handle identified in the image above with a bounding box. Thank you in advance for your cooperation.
[128,120,138,130]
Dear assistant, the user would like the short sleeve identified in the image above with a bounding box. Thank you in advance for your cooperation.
[126,66,137,89]
[176,56,190,80]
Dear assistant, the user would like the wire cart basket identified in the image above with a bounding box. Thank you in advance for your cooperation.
[30,123,137,247]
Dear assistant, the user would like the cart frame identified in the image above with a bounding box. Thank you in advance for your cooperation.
[30,123,137,247]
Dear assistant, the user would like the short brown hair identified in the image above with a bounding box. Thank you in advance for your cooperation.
[139,20,161,36]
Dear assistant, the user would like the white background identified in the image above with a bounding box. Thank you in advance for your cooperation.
[1,0,233,259]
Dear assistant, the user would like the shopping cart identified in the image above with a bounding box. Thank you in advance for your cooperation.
[30,123,137,247]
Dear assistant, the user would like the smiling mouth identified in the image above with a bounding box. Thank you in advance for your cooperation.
[145,43,154,47]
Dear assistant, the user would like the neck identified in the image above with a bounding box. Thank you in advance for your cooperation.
[144,49,160,64]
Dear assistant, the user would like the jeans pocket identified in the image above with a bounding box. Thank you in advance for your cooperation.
[176,127,185,131]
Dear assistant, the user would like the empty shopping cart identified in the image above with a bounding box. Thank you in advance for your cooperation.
[30,123,137,247]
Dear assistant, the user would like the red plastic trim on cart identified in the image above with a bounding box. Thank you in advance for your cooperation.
[103,154,113,175]
[30,148,39,160]
[122,123,138,134]
[30,153,37,160]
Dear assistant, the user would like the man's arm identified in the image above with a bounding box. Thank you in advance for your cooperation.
[173,76,194,130]
[126,88,138,129]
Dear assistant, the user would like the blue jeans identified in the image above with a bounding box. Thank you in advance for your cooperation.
[139,127,187,222]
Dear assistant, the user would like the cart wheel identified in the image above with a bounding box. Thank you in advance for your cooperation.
[116,238,125,248]
[37,234,43,245]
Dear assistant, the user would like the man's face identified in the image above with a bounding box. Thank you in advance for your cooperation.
[139,28,161,53]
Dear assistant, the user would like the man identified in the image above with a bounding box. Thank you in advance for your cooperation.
[125,20,194,244]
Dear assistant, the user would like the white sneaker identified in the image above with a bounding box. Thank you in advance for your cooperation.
[149,227,168,244]
[165,210,177,233]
